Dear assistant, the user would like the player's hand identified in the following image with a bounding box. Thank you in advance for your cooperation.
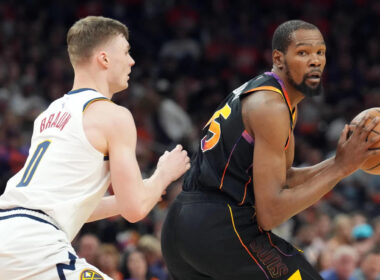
[335,114,380,176]
[156,144,190,187]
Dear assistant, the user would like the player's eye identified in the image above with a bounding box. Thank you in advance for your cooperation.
[297,50,307,56]
[317,50,325,55]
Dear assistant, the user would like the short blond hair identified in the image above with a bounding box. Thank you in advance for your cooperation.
[137,234,161,254]
[97,243,121,265]
[67,16,129,64]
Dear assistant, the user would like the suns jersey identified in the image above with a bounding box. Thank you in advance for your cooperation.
[183,72,296,205]
[0,88,111,241]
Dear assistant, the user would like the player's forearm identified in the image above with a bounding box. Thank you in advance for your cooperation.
[89,176,165,224]
[138,171,169,216]
[118,171,168,223]
[259,162,345,230]
[87,196,120,223]
[285,157,334,188]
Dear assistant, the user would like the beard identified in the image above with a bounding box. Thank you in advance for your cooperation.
[284,62,324,97]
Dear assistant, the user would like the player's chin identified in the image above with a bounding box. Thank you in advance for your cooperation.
[125,78,130,88]
[119,81,129,91]
[113,84,128,94]
[306,79,320,88]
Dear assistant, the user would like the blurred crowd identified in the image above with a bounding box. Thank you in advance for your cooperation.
[0,0,380,279]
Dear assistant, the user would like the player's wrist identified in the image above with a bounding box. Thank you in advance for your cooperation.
[152,168,172,191]
[332,157,353,179]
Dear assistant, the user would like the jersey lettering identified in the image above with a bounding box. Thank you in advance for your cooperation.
[40,112,71,133]
[46,113,55,129]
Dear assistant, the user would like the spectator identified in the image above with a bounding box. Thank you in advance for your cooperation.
[77,233,101,267]
[316,249,334,273]
[124,248,158,280]
[1,1,380,276]
[373,217,380,246]
[138,235,168,280]
[304,212,331,266]
[320,245,358,280]
[351,246,380,280]
[97,244,124,280]
[352,223,376,262]
[326,214,353,251]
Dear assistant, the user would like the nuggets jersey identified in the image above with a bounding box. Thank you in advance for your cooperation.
[0,88,111,241]
[183,72,296,205]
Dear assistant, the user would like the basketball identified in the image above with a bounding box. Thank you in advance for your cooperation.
[350,107,380,175]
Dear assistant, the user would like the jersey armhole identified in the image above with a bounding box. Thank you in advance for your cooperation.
[242,86,294,150]
[81,97,113,159]
[82,97,112,112]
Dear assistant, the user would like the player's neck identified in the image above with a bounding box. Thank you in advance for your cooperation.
[271,69,305,107]
[72,68,112,99]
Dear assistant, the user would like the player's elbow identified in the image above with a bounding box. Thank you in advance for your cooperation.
[123,214,142,223]
[256,206,284,231]
[120,205,147,223]
[256,214,276,231]
[121,210,145,223]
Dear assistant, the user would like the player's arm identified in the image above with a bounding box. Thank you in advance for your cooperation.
[87,195,118,222]
[243,92,380,231]
[87,179,162,222]
[86,102,189,223]
[285,116,380,188]
[285,158,335,188]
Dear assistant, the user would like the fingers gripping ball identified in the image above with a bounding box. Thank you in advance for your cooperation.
[351,107,380,174]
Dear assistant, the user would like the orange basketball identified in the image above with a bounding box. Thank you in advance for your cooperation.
[350,107,380,175]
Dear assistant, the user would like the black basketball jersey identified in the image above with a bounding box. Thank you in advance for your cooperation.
[183,72,296,205]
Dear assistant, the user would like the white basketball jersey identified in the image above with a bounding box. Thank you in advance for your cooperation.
[0,88,111,241]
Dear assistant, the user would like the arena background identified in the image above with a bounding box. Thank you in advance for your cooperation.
[0,0,379,279]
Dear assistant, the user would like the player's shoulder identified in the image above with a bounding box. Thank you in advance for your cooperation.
[243,89,289,116]
[237,73,279,94]
[84,100,134,128]
[242,90,291,138]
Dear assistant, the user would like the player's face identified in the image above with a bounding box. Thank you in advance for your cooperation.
[106,34,135,93]
[283,29,326,97]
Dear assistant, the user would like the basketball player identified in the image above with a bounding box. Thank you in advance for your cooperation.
[0,16,190,280]
[161,20,380,280]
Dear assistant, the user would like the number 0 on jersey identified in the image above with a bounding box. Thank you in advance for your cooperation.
[16,140,51,187]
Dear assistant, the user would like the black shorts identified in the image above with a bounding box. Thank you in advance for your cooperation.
[161,191,322,280]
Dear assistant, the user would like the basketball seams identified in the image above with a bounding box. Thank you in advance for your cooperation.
[350,107,380,174]
[364,161,380,171]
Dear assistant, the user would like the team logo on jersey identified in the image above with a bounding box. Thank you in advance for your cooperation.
[232,81,249,95]
[80,269,104,280]
[232,81,249,101]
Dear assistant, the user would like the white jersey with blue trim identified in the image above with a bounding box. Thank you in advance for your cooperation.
[0,88,111,241]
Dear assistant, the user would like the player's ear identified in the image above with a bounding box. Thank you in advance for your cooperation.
[273,50,284,71]
[96,51,109,69]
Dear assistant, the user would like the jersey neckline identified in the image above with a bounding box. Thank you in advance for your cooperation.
[264,72,292,109]
[67,88,98,95]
